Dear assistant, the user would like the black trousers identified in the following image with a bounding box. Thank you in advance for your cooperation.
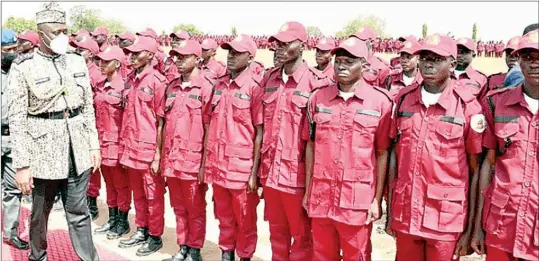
[29,148,99,261]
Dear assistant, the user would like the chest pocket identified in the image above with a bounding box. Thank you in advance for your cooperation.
[494,116,520,157]
[352,109,380,149]
[289,91,309,117]
[105,91,123,106]
[138,86,154,102]
[434,116,465,156]
[164,93,176,113]
[263,87,279,119]
[231,92,251,124]
[313,107,333,143]
[186,93,203,115]
[211,90,223,113]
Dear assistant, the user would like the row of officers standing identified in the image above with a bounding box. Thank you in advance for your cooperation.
[2,4,539,261]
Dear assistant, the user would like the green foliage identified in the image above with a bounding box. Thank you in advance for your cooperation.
[422,23,428,38]
[172,24,203,36]
[472,23,478,41]
[2,16,37,34]
[335,15,387,38]
[68,5,127,34]
[306,26,323,37]
[231,26,238,37]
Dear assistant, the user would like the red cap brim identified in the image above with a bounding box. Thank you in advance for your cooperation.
[269,33,296,43]
[414,47,452,58]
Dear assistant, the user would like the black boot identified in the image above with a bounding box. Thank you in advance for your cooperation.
[162,245,190,261]
[222,251,235,261]
[3,236,29,250]
[94,207,118,234]
[87,196,99,220]
[136,235,163,256]
[187,247,202,261]
[107,209,130,240]
[118,227,148,248]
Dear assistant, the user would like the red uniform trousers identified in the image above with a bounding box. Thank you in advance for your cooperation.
[127,167,166,236]
[167,177,207,248]
[486,246,533,261]
[312,218,372,261]
[87,171,101,197]
[101,165,131,211]
[263,186,312,261]
[213,184,259,258]
[395,232,459,261]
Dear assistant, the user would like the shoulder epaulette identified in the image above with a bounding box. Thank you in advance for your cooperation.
[485,85,512,98]
[372,85,393,103]
[487,72,503,79]
[453,81,476,103]
[154,72,167,83]
[204,74,217,86]
[307,66,327,80]
[66,50,81,56]
[14,53,34,65]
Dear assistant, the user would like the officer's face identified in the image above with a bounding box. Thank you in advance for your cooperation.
[38,23,68,49]
[99,59,119,75]
[456,45,474,69]
[505,49,519,69]
[119,39,133,49]
[171,37,186,49]
[201,48,214,61]
[399,52,418,72]
[94,34,106,45]
[419,51,456,86]
[272,50,282,68]
[173,53,198,74]
[226,49,251,73]
[17,39,34,54]
[315,48,332,67]
[334,50,366,85]
[275,40,303,65]
[130,51,153,69]
[519,49,539,87]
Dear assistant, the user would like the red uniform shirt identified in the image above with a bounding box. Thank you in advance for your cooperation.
[164,57,179,82]
[118,66,167,170]
[302,82,392,226]
[200,59,227,79]
[486,72,507,91]
[390,57,401,69]
[455,66,488,97]
[250,61,265,79]
[93,74,125,167]
[384,70,422,99]
[364,55,391,88]
[259,62,330,195]
[87,61,105,89]
[390,79,483,241]
[203,69,264,190]
[314,64,335,82]
[99,42,110,52]
[158,73,214,180]
[482,86,538,261]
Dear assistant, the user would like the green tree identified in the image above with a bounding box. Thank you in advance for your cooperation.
[68,5,127,34]
[335,15,387,38]
[172,24,203,36]
[422,23,428,38]
[2,16,37,34]
[472,23,478,41]
[306,26,323,37]
[231,26,238,37]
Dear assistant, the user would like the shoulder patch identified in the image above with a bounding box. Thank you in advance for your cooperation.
[14,53,34,65]
[372,85,393,103]
[453,82,476,103]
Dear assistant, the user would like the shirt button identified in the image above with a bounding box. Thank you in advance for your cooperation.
[529,151,536,157]
[443,194,448,198]
[424,117,429,122]
[334,159,338,164]
[181,94,185,97]
[341,111,346,115]
[413,198,418,203]
[519,212,525,217]
[281,93,286,96]
[524,182,530,187]
[418,142,423,148]
[415,171,420,176]
[338,135,342,139]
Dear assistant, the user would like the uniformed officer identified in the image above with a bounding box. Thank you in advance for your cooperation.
[455,37,488,96]
[159,40,213,261]
[92,26,109,52]
[350,26,391,88]
[385,34,484,261]
[17,30,39,54]
[390,35,418,70]
[2,28,29,251]
[7,3,101,260]
[91,46,132,239]
[314,37,336,80]
[384,40,422,98]
[471,29,538,261]
[482,36,520,96]
[202,34,262,261]
[260,21,330,261]
[117,36,167,256]
[164,30,190,81]
[115,31,135,79]
[303,37,393,261]
[200,38,227,79]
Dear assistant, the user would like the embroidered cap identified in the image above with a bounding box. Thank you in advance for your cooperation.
[269,21,308,43]
[36,2,66,25]
[169,40,202,57]
[315,37,336,51]
[221,34,257,56]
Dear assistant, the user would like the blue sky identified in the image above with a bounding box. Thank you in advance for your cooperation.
[2,1,538,41]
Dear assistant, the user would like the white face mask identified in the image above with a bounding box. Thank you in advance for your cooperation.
[41,32,69,55]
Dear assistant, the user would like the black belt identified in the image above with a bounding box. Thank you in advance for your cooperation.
[31,107,82,120]
[1,125,9,136]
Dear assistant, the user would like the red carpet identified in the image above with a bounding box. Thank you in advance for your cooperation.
[2,206,129,261]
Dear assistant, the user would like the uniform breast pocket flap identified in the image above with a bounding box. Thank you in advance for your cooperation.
[494,121,519,139]
[164,94,176,113]
[354,110,381,128]
[232,93,252,109]
[263,89,279,104]
[291,91,310,108]
[435,116,465,140]
[186,94,203,114]
[105,92,123,105]
[27,123,50,139]
[138,87,154,102]
[313,107,332,125]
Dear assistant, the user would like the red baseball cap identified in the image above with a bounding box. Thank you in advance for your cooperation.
[330,37,369,59]
[456,37,476,52]
[398,35,417,43]
[350,26,376,41]
[97,46,126,62]
[169,40,202,57]
[221,34,257,56]
[124,36,158,54]
[72,29,90,37]
[269,21,308,43]
[201,38,218,50]
[414,34,457,58]
[315,37,336,51]
[398,40,421,55]
[69,34,99,55]
[170,30,190,40]
[511,29,539,55]
[116,32,136,42]
[91,26,109,37]
[18,30,39,46]
[137,28,158,39]
[505,36,520,51]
